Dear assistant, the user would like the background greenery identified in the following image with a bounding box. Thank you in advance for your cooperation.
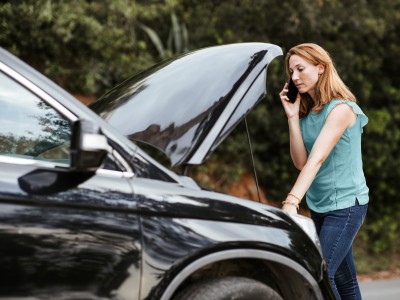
[1,0,399,274]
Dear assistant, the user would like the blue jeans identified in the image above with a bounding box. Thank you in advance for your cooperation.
[310,201,368,300]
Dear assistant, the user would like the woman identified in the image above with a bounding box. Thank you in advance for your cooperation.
[279,43,368,300]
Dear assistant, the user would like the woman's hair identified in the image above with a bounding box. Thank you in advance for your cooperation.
[285,43,356,118]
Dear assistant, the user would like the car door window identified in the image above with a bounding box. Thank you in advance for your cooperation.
[0,71,71,164]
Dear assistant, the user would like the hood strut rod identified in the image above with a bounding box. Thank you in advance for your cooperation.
[244,117,261,203]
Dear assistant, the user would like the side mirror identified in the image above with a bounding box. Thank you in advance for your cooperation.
[18,120,110,195]
[70,120,110,172]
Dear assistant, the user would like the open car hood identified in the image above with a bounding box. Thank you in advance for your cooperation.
[90,43,282,167]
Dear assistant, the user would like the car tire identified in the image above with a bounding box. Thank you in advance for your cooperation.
[172,276,283,300]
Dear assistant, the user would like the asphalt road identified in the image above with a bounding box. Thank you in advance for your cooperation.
[360,278,400,300]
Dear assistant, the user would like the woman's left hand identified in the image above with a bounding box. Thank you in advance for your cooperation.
[282,202,298,215]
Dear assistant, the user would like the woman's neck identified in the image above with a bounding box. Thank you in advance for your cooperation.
[309,90,322,112]
[308,90,317,103]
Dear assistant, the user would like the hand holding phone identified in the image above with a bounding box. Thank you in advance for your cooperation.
[286,79,298,103]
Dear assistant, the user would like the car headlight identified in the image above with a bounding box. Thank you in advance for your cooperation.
[289,213,322,255]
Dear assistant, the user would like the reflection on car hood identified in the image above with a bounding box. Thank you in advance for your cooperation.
[90,43,282,166]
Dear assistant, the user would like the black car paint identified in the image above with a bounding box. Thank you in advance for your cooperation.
[0,45,335,299]
[0,159,141,298]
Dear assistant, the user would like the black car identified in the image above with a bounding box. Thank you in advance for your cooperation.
[0,43,335,300]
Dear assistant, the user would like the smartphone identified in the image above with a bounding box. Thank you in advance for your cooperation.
[287,78,298,103]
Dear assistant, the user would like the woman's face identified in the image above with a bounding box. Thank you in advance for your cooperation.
[288,54,322,99]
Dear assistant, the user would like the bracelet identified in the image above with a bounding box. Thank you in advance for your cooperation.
[282,199,299,210]
[287,193,302,203]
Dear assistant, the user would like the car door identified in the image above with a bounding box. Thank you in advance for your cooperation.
[0,67,141,299]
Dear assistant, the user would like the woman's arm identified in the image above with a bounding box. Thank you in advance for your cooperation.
[283,104,357,214]
[288,116,308,170]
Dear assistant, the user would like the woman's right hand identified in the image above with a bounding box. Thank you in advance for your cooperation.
[280,82,300,119]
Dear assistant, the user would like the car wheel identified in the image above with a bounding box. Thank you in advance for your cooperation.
[172,276,283,300]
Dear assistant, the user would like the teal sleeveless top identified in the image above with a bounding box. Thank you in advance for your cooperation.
[300,99,369,213]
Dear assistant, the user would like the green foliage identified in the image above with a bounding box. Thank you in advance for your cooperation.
[139,10,189,59]
[2,0,400,259]
[0,0,177,95]
[359,107,400,254]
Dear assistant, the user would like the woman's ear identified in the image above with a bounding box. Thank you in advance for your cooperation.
[318,64,325,75]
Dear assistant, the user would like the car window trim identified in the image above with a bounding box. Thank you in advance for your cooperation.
[96,168,134,179]
[0,155,133,179]
[0,62,78,122]
[111,149,134,174]
[0,155,69,169]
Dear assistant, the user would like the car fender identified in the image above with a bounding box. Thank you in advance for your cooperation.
[159,248,324,300]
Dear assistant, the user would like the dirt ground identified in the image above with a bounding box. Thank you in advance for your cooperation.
[358,268,400,282]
